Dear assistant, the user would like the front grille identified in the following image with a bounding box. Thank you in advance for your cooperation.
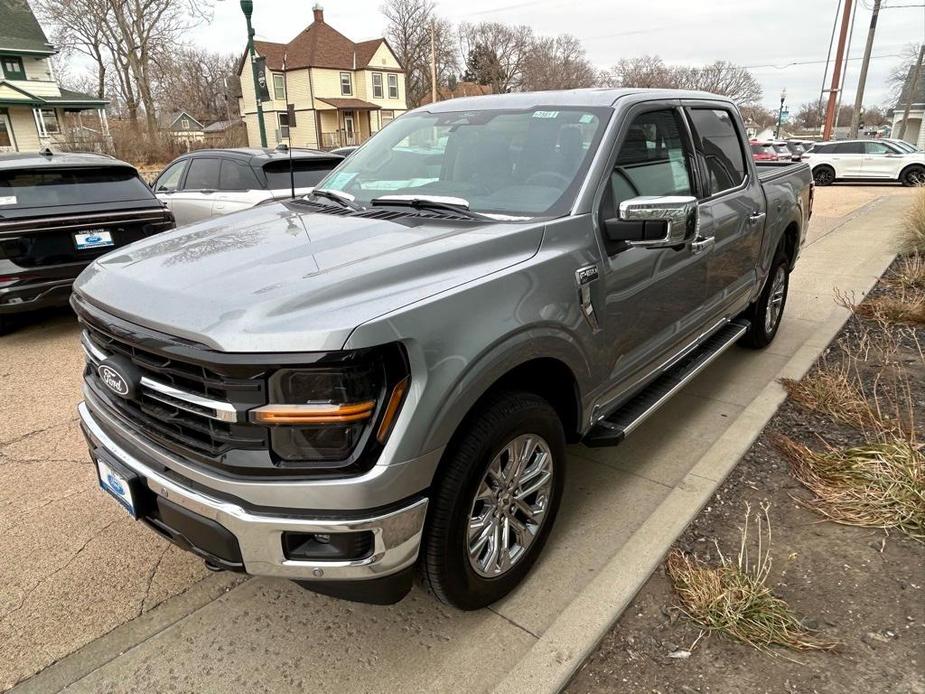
[83,322,267,457]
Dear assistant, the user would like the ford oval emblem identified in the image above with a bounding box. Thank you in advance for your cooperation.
[98,363,130,397]
[86,235,101,243]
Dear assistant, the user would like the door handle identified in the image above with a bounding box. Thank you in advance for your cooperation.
[690,235,715,255]
[748,211,766,224]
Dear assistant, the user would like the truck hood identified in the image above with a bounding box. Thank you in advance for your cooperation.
[75,202,544,352]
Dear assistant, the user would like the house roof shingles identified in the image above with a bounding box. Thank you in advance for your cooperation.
[0,0,55,54]
[251,19,396,72]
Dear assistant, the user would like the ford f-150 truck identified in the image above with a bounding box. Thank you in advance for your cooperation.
[73,89,812,610]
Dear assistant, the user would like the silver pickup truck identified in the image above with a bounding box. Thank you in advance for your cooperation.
[73,89,812,610]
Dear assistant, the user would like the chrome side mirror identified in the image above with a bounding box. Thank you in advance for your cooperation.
[611,195,699,249]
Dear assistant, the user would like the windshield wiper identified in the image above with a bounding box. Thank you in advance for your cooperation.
[308,188,364,211]
[370,195,491,220]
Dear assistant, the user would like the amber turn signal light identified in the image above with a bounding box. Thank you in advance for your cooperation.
[251,400,376,425]
[376,377,409,443]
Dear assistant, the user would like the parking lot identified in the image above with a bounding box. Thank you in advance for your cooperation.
[0,185,916,692]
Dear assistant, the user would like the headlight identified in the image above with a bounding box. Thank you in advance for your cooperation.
[250,346,409,469]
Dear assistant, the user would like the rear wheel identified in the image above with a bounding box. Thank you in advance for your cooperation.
[812,165,835,186]
[740,247,790,349]
[900,165,925,187]
[420,391,565,610]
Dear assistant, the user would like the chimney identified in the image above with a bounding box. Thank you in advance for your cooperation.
[312,3,324,23]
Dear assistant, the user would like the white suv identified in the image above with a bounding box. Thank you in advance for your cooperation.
[803,139,925,187]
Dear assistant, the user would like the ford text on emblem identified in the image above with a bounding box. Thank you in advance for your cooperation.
[98,364,130,397]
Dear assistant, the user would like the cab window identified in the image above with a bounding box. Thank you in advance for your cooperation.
[687,108,747,196]
[608,109,692,209]
[183,158,221,191]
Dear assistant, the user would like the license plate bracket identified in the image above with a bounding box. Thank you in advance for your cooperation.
[95,450,142,519]
[74,230,114,251]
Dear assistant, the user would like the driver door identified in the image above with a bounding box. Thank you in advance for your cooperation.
[595,104,712,397]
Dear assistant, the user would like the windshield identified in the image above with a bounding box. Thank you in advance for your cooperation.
[0,166,152,212]
[316,107,611,218]
[888,139,917,153]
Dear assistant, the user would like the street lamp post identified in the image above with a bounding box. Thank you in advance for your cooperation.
[241,0,267,148]
[775,88,787,140]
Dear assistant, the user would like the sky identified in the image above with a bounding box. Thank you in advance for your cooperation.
[204,0,925,113]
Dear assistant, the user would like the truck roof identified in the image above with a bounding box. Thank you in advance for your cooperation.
[417,87,730,113]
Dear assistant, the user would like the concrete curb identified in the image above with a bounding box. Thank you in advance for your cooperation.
[491,299,888,692]
[11,573,246,693]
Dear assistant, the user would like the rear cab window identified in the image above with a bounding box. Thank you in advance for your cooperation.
[0,166,153,214]
[686,108,747,196]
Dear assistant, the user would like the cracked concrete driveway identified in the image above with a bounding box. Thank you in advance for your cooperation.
[0,184,915,691]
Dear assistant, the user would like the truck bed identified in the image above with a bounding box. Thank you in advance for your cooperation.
[756,162,810,182]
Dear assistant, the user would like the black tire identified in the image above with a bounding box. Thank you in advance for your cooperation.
[812,165,835,186]
[740,246,790,349]
[420,390,566,610]
[900,165,925,187]
[0,314,11,336]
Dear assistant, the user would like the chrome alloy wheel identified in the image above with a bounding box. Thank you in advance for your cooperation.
[765,265,787,335]
[466,434,555,578]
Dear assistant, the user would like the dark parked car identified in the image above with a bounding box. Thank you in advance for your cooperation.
[0,151,174,333]
[153,147,343,226]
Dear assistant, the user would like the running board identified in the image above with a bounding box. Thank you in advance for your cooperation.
[583,321,749,448]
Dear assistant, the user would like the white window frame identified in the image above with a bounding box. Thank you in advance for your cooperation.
[380,110,394,126]
[181,118,190,130]
[273,73,286,101]
[33,107,60,137]
[372,72,383,99]
[387,73,398,99]
[2,56,25,80]
[340,72,352,96]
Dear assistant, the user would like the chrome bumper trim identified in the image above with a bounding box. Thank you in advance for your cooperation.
[81,330,239,423]
[79,401,428,581]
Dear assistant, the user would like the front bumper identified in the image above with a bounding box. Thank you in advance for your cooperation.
[78,401,428,584]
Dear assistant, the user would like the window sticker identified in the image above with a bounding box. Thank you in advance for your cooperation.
[532,111,559,119]
[579,114,595,124]
[0,195,17,206]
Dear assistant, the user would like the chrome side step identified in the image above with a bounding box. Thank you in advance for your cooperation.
[583,320,749,448]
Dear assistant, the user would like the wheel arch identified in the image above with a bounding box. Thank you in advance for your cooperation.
[899,162,925,182]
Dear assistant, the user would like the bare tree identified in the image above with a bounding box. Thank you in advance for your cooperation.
[155,48,238,123]
[521,34,596,91]
[794,101,824,130]
[459,22,533,93]
[382,0,457,108]
[686,61,762,105]
[598,55,687,90]
[888,43,923,104]
[738,105,776,132]
[35,0,110,98]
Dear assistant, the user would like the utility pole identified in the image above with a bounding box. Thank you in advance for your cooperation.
[897,45,925,141]
[849,0,880,138]
[430,21,437,104]
[775,89,787,139]
[823,0,853,141]
[241,0,267,148]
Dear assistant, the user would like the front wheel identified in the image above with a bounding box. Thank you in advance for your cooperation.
[420,391,565,610]
[740,248,790,349]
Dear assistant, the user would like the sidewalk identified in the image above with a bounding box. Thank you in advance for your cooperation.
[13,189,912,694]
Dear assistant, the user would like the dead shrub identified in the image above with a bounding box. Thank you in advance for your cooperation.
[667,504,837,654]
[900,188,925,256]
[774,434,925,542]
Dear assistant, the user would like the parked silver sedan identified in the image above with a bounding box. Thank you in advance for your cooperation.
[153,147,343,226]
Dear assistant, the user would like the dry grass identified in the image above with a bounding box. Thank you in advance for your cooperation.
[891,254,925,292]
[774,435,925,542]
[667,504,838,655]
[837,287,925,327]
[780,362,889,433]
[899,188,925,256]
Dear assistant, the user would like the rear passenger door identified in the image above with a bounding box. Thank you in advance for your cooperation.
[861,141,900,178]
[684,104,764,321]
[832,141,865,177]
[171,157,221,226]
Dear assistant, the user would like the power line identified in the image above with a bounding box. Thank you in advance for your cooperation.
[742,52,902,70]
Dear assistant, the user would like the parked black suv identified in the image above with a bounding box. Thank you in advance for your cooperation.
[0,151,174,333]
